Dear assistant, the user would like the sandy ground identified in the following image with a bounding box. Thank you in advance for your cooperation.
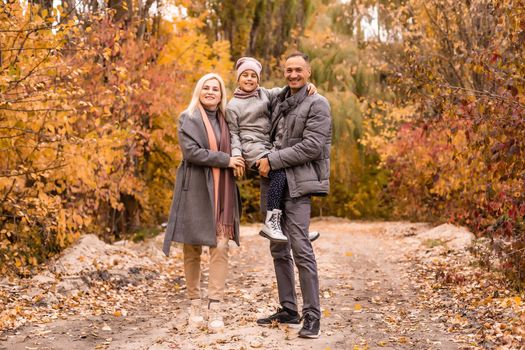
[0,219,473,350]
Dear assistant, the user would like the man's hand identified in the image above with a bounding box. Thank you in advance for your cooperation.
[255,157,271,177]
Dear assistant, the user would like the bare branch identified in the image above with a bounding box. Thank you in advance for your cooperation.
[0,179,17,205]
[0,163,67,178]
[0,107,74,112]
[437,83,525,109]
[422,2,466,88]
[3,50,53,90]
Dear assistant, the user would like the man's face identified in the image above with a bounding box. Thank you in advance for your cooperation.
[284,56,311,92]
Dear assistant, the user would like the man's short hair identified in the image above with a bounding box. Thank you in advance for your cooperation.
[286,51,309,63]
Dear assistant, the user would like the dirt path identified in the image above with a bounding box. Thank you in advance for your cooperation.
[1,220,470,349]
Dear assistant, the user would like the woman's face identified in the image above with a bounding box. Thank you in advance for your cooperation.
[199,79,222,110]
[238,70,258,92]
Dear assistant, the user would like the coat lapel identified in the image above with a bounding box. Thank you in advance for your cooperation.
[182,108,210,149]
[270,86,308,140]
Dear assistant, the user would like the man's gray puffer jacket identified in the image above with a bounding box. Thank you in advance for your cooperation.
[268,85,331,198]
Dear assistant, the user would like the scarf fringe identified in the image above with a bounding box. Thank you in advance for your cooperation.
[216,224,234,240]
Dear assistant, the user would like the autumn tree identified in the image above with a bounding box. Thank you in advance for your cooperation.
[189,0,314,70]
[363,0,525,283]
[291,1,395,218]
[0,1,232,275]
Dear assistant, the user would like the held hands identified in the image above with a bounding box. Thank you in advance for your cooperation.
[255,157,271,178]
[233,165,245,178]
[229,156,245,178]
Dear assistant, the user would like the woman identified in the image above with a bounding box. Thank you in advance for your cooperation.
[163,73,244,332]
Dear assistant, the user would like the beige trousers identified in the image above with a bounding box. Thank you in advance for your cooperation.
[183,237,229,301]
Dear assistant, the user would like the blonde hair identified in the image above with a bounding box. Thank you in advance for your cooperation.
[187,73,228,115]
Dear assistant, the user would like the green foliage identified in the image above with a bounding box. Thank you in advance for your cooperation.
[296,2,394,219]
[131,226,162,243]
[237,175,263,223]
[189,0,314,67]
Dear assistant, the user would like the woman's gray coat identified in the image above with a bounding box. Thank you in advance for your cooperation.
[162,109,241,256]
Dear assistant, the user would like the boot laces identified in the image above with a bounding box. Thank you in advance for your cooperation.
[301,313,314,328]
[270,212,281,230]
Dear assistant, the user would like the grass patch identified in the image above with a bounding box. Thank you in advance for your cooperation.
[131,226,163,243]
[423,238,447,249]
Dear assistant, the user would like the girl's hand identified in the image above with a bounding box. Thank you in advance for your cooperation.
[307,82,317,95]
[233,165,245,178]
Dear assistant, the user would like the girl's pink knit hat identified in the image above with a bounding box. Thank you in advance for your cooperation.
[235,57,262,82]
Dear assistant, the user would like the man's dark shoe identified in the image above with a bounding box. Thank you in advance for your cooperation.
[256,307,300,325]
[298,313,320,338]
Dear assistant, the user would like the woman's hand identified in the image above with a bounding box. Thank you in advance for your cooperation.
[229,156,245,170]
[306,82,317,96]
[230,156,245,178]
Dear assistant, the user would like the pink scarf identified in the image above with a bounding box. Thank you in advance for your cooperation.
[233,87,260,99]
[197,104,235,240]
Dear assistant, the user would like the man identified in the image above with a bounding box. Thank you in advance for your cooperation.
[255,52,331,338]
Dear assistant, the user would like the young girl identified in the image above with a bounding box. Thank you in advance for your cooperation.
[226,57,319,243]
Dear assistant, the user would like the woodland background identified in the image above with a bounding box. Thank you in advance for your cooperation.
[1,0,524,286]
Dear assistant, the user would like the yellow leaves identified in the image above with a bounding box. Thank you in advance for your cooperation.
[499,296,522,309]
[57,210,67,232]
[102,47,112,61]
[28,256,38,266]
[0,2,234,278]
[159,16,232,85]
[361,103,415,154]
[450,313,468,326]
[352,345,369,350]
[72,213,84,227]
[140,79,150,89]
[397,336,408,344]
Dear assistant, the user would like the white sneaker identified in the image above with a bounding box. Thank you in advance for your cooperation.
[309,231,320,242]
[207,301,224,333]
[260,209,288,242]
[187,299,204,327]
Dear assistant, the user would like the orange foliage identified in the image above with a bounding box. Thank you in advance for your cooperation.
[0,3,232,275]
[370,0,525,282]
